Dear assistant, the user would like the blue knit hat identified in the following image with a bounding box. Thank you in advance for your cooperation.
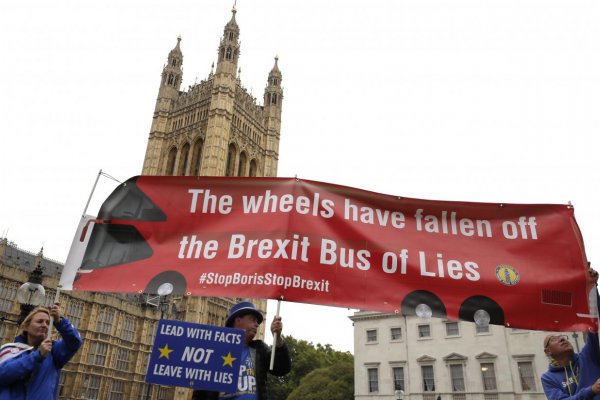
[225,301,264,327]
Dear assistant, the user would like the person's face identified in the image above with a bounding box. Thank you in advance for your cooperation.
[25,312,50,346]
[234,313,260,343]
[545,334,573,358]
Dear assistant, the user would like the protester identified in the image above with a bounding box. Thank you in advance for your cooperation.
[192,301,292,400]
[0,303,83,400]
[541,268,600,400]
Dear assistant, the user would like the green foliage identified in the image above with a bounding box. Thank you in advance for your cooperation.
[287,361,354,400]
[267,336,354,400]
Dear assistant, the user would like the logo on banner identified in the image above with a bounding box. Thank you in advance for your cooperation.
[496,265,520,286]
[146,319,244,392]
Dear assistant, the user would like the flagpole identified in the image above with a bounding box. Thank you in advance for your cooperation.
[60,169,109,291]
[270,298,282,371]
[83,169,103,216]
[596,285,600,348]
[589,263,600,354]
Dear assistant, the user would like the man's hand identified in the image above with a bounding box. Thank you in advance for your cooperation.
[39,338,53,358]
[49,302,61,325]
[591,378,600,394]
[588,263,598,285]
[271,316,284,347]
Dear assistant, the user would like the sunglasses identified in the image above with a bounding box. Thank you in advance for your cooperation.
[544,334,568,348]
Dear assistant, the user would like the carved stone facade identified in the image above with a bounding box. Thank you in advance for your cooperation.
[142,8,283,179]
[0,7,280,400]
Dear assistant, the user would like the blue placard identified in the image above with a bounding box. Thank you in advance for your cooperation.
[146,319,244,392]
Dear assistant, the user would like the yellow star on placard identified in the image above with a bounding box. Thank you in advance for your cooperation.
[222,352,236,367]
[158,344,174,359]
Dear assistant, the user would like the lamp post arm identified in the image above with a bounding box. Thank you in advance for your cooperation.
[0,316,19,324]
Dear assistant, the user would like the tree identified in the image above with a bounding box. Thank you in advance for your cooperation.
[287,361,354,400]
[267,336,353,400]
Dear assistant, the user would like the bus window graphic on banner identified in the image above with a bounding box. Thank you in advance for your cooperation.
[67,176,597,333]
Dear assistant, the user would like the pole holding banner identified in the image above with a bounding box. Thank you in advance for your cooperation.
[595,285,600,355]
[270,297,283,371]
[61,169,121,290]
[82,169,102,216]
[585,263,600,354]
[47,286,61,339]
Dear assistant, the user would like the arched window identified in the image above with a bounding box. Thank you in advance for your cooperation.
[171,59,177,67]
[249,160,258,177]
[225,143,237,177]
[237,152,248,177]
[166,147,177,176]
[191,139,204,176]
[226,47,232,60]
[178,143,190,175]
[168,74,174,85]
[271,93,277,105]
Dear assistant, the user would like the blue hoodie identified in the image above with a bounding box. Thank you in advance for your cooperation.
[0,317,82,400]
[542,290,600,400]
[541,332,600,400]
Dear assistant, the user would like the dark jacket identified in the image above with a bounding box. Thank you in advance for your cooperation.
[192,339,291,400]
[0,318,83,400]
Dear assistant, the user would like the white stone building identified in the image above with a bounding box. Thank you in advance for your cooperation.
[350,311,585,400]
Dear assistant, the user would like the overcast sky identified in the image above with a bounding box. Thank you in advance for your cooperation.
[1,0,599,353]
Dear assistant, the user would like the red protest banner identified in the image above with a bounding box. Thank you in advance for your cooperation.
[68,176,596,332]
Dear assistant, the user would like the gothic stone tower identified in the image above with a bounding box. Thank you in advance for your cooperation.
[140,9,282,399]
[142,8,283,179]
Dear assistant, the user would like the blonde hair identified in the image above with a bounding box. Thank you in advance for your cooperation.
[18,306,50,337]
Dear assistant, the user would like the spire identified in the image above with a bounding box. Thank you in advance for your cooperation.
[169,36,183,59]
[268,56,282,82]
[161,36,184,91]
[216,6,241,75]
[34,247,45,275]
[226,5,239,32]
[262,55,283,178]
[264,56,283,107]
[153,36,183,116]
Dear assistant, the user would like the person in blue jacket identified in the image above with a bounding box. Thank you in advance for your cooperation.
[0,303,83,400]
[541,268,600,400]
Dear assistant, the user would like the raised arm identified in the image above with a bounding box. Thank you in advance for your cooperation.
[48,303,83,369]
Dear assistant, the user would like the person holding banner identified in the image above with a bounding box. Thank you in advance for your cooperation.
[192,301,292,400]
[0,303,82,400]
[541,268,600,400]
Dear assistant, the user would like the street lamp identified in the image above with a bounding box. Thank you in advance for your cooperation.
[16,262,46,324]
[156,283,174,319]
[144,283,174,400]
[572,332,580,352]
